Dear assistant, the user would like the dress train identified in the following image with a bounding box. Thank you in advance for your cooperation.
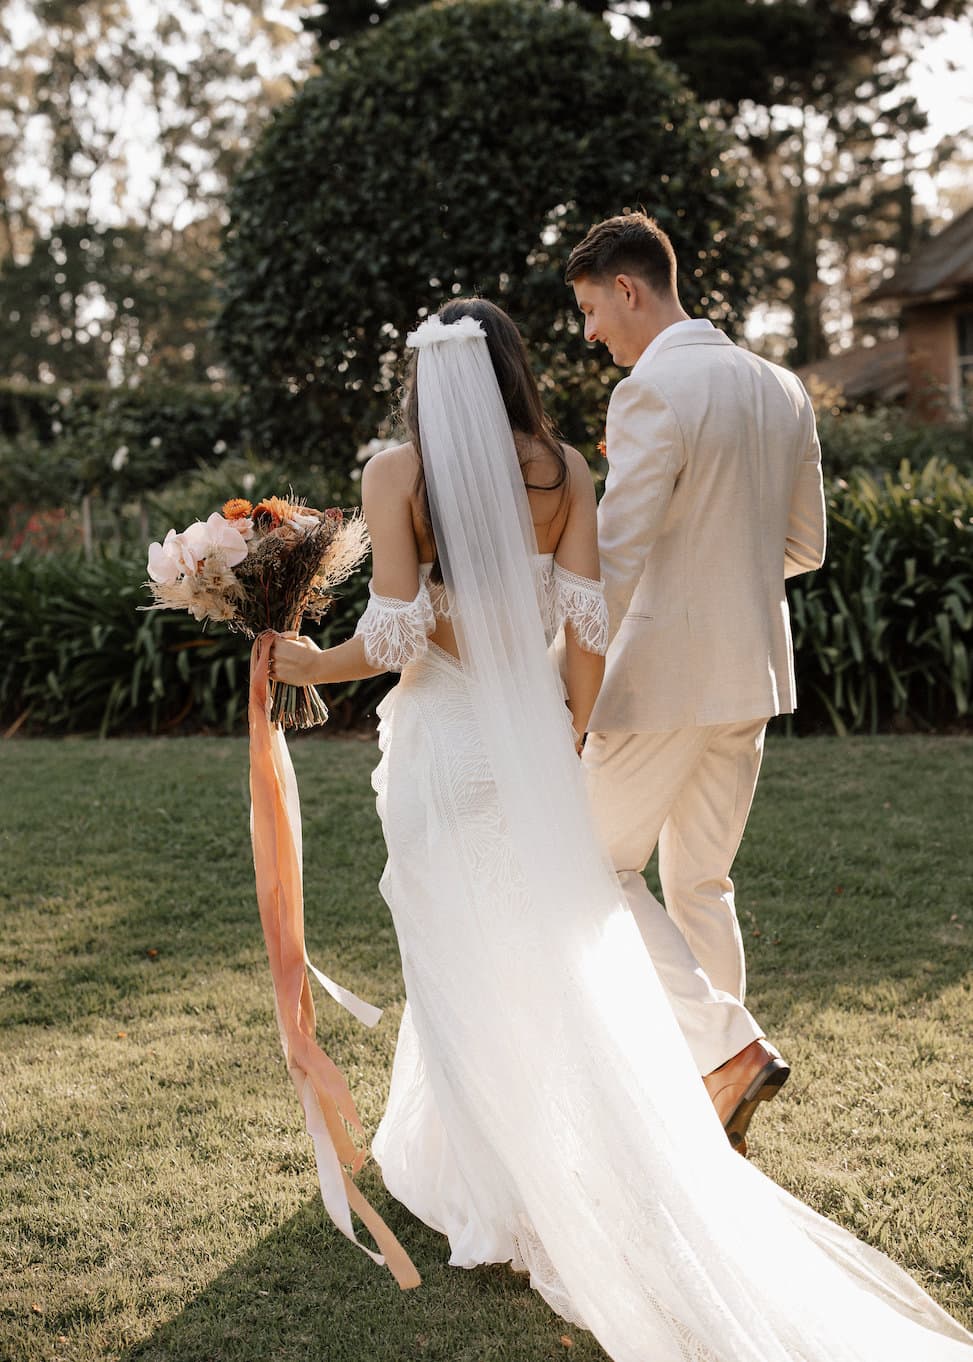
[369,649,971,1362]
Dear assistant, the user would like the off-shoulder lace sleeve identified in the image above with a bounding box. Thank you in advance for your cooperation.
[354,581,436,670]
[553,563,609,655]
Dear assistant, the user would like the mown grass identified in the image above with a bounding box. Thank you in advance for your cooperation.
[1,734,971,1361]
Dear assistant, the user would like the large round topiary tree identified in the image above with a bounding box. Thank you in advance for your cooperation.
[217,0,757,462]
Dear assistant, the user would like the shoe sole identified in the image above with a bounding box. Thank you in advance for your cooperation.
[724,1059,790,1152]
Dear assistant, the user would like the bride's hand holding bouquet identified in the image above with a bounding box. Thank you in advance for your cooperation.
[270,631,326,687]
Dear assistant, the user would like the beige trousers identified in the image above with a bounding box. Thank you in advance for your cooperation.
[583,719,769,1075]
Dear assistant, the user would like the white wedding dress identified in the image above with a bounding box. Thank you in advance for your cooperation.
[354,565,970,1362]
[348,315,972,1362]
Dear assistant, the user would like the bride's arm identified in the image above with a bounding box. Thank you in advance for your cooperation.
[553,448,607,745]
[272,448,423,686]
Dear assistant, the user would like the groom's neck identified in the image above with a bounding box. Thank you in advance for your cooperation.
[642,295,692,351]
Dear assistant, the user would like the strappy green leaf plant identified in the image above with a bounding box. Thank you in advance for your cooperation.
[0,550,379,737]
[786,459,973,734]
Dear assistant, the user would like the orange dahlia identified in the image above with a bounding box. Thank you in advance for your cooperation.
[222,498,253,520]
[251,495,297,528]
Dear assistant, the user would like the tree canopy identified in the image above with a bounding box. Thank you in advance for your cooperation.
[217,0,757,459]
[301,0,970,365]
[0,221,221,385]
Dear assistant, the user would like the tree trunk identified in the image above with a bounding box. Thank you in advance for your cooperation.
[789,120,824,367]
[896,170,914,259]
[81,493,93,560]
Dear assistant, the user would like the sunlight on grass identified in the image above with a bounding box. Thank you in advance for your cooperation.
[1,734,971,1360]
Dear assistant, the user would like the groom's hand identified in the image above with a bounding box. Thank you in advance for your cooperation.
[565,704,585,755]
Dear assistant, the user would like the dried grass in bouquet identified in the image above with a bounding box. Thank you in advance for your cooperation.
[143,493,370,728]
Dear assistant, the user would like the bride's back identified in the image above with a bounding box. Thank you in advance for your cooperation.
[375,433,580,660]
[409,434,572,563]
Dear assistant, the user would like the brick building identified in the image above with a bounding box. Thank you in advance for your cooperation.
[799,206,973,421]
[869,205,973,420]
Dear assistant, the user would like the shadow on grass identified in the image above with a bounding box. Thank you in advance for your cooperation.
[120,1176,609,1362]
[8,799,972,1038]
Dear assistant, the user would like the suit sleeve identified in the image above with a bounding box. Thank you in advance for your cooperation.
[784,397,827,580]
[598,375,685,642]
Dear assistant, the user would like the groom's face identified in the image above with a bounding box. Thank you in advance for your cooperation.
[572,275,644,367]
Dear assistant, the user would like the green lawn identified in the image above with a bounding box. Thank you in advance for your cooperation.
[1,734,971,1361]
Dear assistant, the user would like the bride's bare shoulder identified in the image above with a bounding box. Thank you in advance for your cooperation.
[556,445,597,525]
[361,441,419,494]
[561,444,595,497]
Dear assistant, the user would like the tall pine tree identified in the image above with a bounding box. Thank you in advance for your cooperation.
[643,0,967,362]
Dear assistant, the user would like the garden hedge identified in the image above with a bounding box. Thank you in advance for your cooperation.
[784,459,973,734]
[0,382,244,523]
[2,460,970,737]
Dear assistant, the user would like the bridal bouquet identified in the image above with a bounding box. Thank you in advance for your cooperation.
[143,493,418,1287]
[143,494,370,729]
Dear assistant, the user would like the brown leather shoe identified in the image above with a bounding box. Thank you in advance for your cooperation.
[703,1039,790,1155]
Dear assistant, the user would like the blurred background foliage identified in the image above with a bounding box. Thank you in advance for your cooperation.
[2,418,971,739]
[0,0,971,737]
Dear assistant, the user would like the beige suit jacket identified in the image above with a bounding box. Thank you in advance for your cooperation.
[590,323,826,732]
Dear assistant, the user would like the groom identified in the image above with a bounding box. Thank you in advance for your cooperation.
[565,212,826,1150]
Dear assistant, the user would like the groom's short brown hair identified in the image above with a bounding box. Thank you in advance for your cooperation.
[565,212,677,296]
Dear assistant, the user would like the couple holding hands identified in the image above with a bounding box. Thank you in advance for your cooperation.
[271,212,970,1361]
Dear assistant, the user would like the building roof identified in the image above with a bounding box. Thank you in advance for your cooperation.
[870,205,973,304]
[797,337,908,405]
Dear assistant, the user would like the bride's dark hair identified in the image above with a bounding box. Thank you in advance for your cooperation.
[403,298,567,576]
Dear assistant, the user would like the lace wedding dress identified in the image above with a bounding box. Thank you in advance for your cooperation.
[347,314,972,1362]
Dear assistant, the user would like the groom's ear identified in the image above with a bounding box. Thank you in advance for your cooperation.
[614,273,641,309]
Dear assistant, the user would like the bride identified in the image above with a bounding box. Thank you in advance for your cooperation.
[271,300,972,1361]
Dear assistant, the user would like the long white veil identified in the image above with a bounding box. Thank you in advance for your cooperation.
[404,312,972,1362]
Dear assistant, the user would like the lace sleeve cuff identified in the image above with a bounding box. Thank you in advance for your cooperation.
[354,581,436,671]
[553,563,609,655]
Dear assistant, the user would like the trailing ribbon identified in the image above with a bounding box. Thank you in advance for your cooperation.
[248,632,420,1289]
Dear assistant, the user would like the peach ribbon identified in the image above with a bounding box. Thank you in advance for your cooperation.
[248,633,420,1289]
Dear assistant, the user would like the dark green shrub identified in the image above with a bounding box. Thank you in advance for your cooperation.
[0,382,246,524]
[1,444,360,577]
[786,459,973,734]
[217,0,757,460]
[817,404,973,479]
[142,453,359,546]
[0,551,381,736]
[55,383,245,502]
[0,433,81,528]
[0,383,69,442]
[4,460,970,737]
